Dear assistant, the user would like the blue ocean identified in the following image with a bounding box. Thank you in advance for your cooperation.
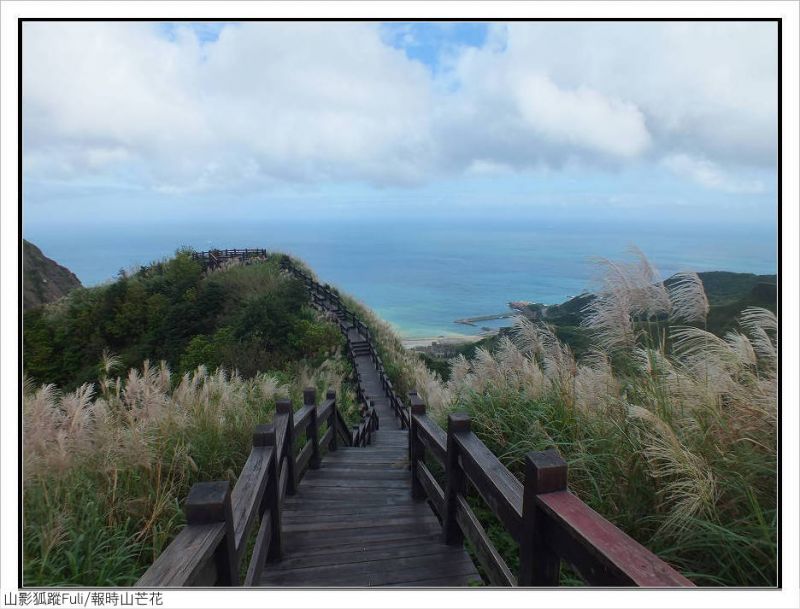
[24,217,777,339]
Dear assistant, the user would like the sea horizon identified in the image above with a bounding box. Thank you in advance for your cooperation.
[24,215,777,340]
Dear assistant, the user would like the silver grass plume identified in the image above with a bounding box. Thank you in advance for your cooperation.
[668,272,710,324]
[739,307,777,366]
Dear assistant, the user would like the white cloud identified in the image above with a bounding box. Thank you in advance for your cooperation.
[23,22,436,189]
[22,21,777,192]
[662,153,766,194]
[480,22,777,167]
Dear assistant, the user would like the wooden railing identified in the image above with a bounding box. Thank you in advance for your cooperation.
[280,256,387,444]
[136,388,352,587]
[192,248,268,271]
[407,395,694,587]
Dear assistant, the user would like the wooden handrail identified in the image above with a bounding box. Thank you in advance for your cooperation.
[407,403,694,588]
[535,491,694,586]
[281,258,398,424]
[136,388,344,587]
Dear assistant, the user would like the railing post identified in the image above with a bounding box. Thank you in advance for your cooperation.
[519,449,567,586]
[254,424,282,563]
[305,388,321,469]
[443,413,470,546]
[276,399,296,495]
[326,389,337,452]
[370,403,378,435]
[184,481,237,586]
[408,393,426,500]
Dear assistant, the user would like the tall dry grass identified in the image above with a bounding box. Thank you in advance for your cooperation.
[23,358,349,586]
[409,250,777,585]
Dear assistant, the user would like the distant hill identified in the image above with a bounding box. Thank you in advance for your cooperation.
[23,240,82,310]
[447,270,777,369]
[536,271,777,336]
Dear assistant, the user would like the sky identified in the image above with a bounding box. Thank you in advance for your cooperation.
[21,21,778,227]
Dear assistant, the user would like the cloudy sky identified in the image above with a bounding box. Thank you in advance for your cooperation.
[22,21,778,225]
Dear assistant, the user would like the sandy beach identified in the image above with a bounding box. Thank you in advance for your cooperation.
[401,332,496,350]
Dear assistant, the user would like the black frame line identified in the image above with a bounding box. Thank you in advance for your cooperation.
[14,14,783,592]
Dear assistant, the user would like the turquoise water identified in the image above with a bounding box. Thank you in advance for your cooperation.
[24,217,777,339]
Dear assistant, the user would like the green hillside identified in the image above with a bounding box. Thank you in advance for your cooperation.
[23,250,341,390]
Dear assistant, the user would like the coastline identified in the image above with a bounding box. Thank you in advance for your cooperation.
[401,331,498,350]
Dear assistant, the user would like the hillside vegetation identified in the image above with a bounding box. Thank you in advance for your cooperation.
[24,250,341,389]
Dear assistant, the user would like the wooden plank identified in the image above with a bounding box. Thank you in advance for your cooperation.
[414,414,447,467]
[372,437,407,445]
[319,426,333,451]
[268,539,462,572]
[325,446,404,454]
[325,446,405,454]
[278,459,288,504]
[304,468,407,480]
[281,506,429,524]
[295,441,314,480]
[284,522,444,552]
[229,446,273,553]
[282,496,418,511]
[284,486,410,499]
[317,458,408,468]
[319,461,408,471]
[385,573,481,587]
[282,513,439,534]
[317,398,335,422]
[136,523,224,587]
[274,533,443,559]
[455,495,516,587]
[284,505,414,519]
[243,512,272,586]
[455,432,524,542]
[293,404,314,436]
[273,413,290,465]
[536,491,694,586]
[296,477,409,489]
[416,461,445,518]
[259,552,477,587]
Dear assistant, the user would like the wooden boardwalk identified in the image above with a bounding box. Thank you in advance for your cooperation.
[136,252,694,589]
[259,327,480,587]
